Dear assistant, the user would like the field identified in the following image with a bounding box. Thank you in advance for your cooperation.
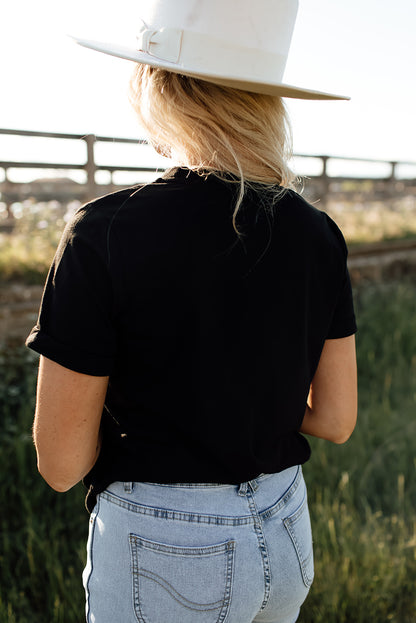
[0,279,415,622]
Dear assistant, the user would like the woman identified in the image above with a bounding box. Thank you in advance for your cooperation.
[27,1,357,621]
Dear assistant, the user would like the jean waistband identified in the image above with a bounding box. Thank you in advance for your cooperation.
[131,471,274,491]
[101,465,303,525]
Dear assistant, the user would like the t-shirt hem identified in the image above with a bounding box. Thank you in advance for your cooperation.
[326,322,358,340]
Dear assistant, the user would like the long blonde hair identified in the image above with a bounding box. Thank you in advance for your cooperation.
[129,65,295,233]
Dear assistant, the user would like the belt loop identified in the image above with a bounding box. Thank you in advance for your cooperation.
[123,482,133,493]
[249,478,259,492]
[238,481,248,496]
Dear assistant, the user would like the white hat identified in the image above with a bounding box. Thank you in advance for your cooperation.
[72,0,349,100]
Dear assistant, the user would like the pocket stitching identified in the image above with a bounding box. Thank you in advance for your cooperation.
[131,535,234,557]
[130,535,235,623]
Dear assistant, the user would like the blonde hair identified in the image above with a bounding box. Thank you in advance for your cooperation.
[129,65,295,234]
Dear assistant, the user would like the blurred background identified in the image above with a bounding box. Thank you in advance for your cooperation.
[1,1,415,621]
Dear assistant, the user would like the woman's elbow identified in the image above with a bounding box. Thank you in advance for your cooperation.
[34,428,101,492]
[331,430,353,445]
[330,410,357,444]
[43,477,74,493]
[36,456,80,493]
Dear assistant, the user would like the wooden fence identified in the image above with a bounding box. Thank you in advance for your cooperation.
[1,128,416,231]
[0,128,153,213]
[1,129,416,337]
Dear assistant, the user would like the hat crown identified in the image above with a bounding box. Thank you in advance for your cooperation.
[141,0,298,53]
[72,0,349,100]
[138,0,299,82]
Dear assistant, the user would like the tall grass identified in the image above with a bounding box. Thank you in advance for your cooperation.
[299,281,416,622]
[0,281,416,622]
[0,343,86,622]
[0,200,77,284]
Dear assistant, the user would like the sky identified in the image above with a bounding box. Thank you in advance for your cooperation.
[1,0,416,181]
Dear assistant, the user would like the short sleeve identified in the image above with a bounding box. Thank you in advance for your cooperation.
[321,212,357,339]
[326,267,357,339]
[26,206,117,376]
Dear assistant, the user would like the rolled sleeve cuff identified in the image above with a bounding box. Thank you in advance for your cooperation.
[26,327,114,376]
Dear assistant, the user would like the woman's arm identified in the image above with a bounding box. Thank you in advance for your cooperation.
[300,335,357,444]
[33,355,109,492]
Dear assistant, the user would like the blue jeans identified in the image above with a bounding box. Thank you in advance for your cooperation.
[83,465,314,623]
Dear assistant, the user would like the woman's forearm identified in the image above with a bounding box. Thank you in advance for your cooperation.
[300,403,353,444]
[34,356,108,492]
[299,336,357,444]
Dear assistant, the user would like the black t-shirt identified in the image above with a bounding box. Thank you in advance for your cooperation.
[26,167,357,511]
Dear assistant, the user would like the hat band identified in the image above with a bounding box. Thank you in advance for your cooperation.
[137,26,184,64]
[136,25,287,83]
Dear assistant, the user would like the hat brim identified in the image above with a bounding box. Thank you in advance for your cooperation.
[72,36,350,101]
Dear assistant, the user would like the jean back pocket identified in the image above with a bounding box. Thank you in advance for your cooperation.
[283,493,314,588]
[129,534,235,623]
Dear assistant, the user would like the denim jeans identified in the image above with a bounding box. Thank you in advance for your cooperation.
[83,465,313,623]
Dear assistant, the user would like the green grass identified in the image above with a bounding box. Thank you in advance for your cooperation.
[1,281,416,622]
[0,201,70,284]
[0,343,86,622]
[299,281,416,622]
[0,233,55,284]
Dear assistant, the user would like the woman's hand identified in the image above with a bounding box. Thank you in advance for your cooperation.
[33,356,109,492]
[300,335,357,444]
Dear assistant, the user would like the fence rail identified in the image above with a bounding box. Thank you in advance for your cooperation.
[1,128,416,223]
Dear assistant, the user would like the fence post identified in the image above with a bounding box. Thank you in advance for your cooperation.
[380,161,398,200]
[3,167,13,220]
[320,156,330,207]
[85,134,97,199]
